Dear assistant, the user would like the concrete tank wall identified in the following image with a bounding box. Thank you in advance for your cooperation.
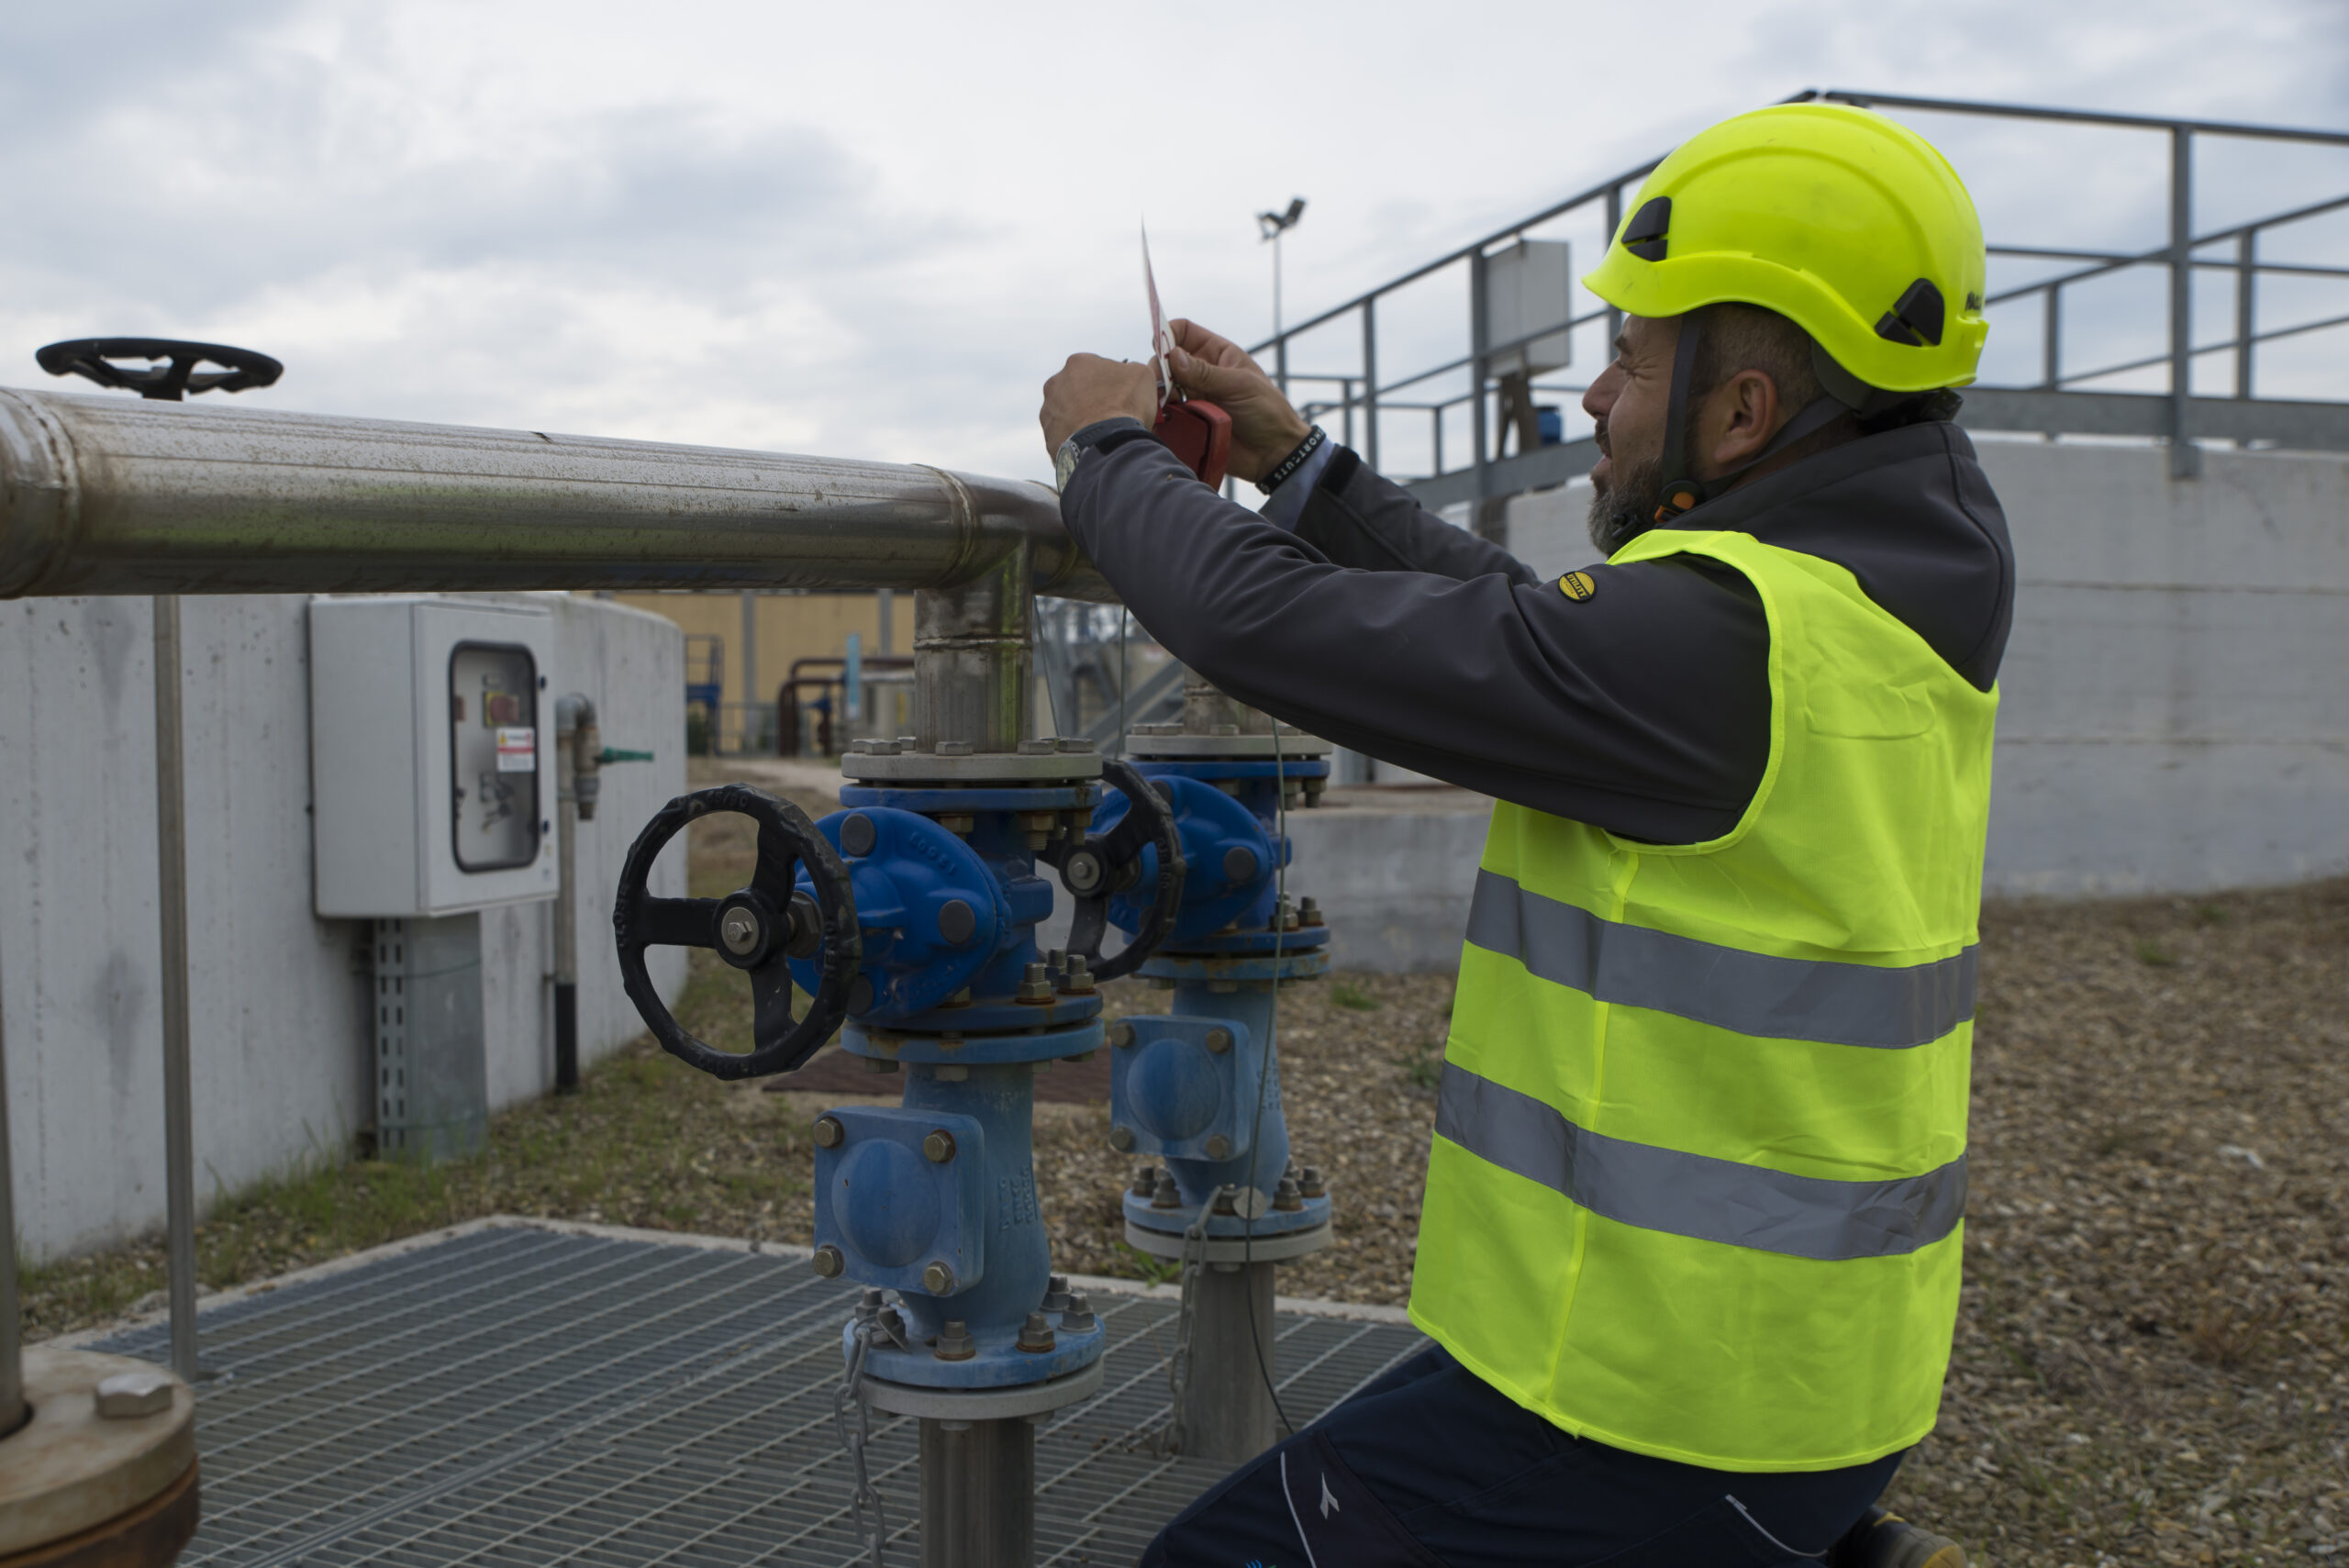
[0,594,687,1261]
[1500,439,2349,897]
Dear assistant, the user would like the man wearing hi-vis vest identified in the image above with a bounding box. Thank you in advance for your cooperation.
[1042,102,2006,1568]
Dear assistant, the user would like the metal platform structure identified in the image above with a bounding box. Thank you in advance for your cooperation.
[1248,88,2349,527]
[87,1227,1425,1567]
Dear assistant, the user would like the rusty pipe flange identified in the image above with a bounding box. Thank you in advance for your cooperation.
[0,1348,195,1562]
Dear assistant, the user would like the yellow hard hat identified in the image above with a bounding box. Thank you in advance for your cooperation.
[1584,102,1988,394]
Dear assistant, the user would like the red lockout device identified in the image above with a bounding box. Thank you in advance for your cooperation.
[1143,223,1232,490]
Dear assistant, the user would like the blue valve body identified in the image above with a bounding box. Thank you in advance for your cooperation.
[1112,751,1335,1242]
[797,784,1108,1389]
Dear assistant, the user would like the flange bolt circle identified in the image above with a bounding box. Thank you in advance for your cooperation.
[1017,1311,1058,1352]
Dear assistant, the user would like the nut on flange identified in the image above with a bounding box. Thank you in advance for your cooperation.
[922,1261,958,1295]
[812,1245,845,1278]
[1017,1311,1057,1352]
[933,1319,976,1360]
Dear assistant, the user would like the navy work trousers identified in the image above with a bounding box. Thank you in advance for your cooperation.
[1139,1347,1904,1567]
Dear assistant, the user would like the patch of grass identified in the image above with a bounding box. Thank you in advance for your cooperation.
[2193,901,2231,927]
[1108,1240,1180,1287]
[1405,1041,1444,1091]
[2133,939,2177,968]
[1330,981,1383,1012]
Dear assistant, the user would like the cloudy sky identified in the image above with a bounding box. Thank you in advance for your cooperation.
[2,2,2343,486]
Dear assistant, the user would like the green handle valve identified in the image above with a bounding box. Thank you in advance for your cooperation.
[599,747,655,764]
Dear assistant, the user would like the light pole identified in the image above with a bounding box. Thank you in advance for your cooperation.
[1257,197,1307,387]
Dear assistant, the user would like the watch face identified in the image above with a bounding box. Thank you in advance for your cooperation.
[1054,438,1081,494]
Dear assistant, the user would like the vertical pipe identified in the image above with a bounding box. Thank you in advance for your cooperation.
[738,590,759,753]
[913,538,1030,754]
[1431,404,1443,477]
[153,595,199,1383]
[1275,333,1288,402]
[1340,379,1353,453]
[0,929,25,1440]
[918,1418,1034,1568]
[876,588,895,656]
[1181,1261,1279,1463]
[2235,227,2257,401]
[551,704,581,1095]
[2168,126,2198,478]
[1361,298,1380,473]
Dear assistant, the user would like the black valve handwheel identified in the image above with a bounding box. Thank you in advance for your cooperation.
[613,784,861,1080]
[1049,758,1186,983]
[36,338,284,401]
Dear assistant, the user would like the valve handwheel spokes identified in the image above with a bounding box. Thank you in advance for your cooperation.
[613,784,862,1079]
[1051,759,1185,982]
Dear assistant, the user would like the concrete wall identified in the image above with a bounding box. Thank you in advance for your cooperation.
[0,594,687,1261]
[1499,439,2349,897]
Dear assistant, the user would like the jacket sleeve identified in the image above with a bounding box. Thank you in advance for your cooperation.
[1060,438,1770,844]
[1293,447,1540,584]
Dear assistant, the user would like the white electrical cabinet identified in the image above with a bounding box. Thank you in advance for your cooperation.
[1483,239,1573,378]
[310,595,560,917]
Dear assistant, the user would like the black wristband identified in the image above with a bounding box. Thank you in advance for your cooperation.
[1255,425,1327,494]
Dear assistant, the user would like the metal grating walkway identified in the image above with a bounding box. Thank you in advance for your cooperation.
[93,1227,1428,1567]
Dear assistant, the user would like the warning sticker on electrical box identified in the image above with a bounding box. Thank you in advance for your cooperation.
[495,726,537,773]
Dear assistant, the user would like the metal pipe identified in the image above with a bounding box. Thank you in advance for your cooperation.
[551,694,598,1095]
[1182,1262,1279,1463]
[2042,284,2062,391]
[0,926,24,1439]
[913,526,1032,753]
[0,390,1109,603]
[1361,299,1380,473]
[2169,127,2199,479]
[2236,228,2258,401]
[918,1417,1033,1568]
[153,595,199,1383]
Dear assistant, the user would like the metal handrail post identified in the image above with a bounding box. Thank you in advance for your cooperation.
[0,929,23,1439]
[1431,405,1444,477]
[1362,299,1380,473]
[1275,334,1289,400]
[2236,228,2258,400]
[1603,183,1624,352]
[2169,126,2199,477]
[2043,284,2062,390]
[1469,248,1493,541]
[1341,378,1354,452]
[153,595,199,1383]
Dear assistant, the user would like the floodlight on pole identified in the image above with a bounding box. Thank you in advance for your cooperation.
[1256,197,1307,340]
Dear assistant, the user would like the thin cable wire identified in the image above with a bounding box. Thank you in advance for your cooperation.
[1238,721,1297,1440]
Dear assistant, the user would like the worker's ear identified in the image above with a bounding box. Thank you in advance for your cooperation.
[1699,367,1781,475]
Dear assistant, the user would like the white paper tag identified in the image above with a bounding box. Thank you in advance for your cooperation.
[495,726,537,773]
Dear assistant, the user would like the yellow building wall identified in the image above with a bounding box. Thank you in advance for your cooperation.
[606,590,896,708]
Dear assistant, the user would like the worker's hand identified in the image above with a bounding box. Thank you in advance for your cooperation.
[1040,355,1159,458]
[1167,319,1313,484]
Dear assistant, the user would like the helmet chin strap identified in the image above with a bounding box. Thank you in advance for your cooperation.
[1652,316,1854,526]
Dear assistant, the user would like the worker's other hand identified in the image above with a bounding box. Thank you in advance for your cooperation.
[1167,319,1312,484]
[1041,355,1159,458]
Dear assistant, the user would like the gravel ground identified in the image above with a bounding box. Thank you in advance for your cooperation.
[25,769,2344,1565]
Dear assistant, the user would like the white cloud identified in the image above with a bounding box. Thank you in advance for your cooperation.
[1,0,2343,484]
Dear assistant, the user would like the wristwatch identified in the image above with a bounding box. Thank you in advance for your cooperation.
[1054,418,1156,494]
[1053,436,1084,494]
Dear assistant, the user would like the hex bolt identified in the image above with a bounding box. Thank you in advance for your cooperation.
[814,1116,845,1149]
[839,813,878,857]
[1108,1020,1136,1048]
[1108,1124,1136,1152]
[1221,845,1259,883]
[896,735,919,749]
[1042,1273,1074,1312]
[935,741,974,757]
[1017,963,1055,1004]
[718,906,761,956]
[861,1287,886,1309]
[812,1245,845,1278]
[1275,1175,1306,1212]
[1019,739,1056,755]
[938,898,977,945]
[1130,1163,1158,1197]
[1061,1292,1100,1333]
[1045,948,1066,974]
[864,1057,899,1074]
[1059,953,1096,994]
[1211,1184,1239,1215]
[1205,1134,1233,1161]
[1299,895,1324,928]
[923,1129,958,1163]
[1299,1166,1327,1198]
[1062,847,1107,896]
[1205,1027,1232,1055]
[95,1370,174,1419]
[934,1319,976,1360]
[922,1261,958,1295]
[939,813,976,835]
[1151,1172,1182,1209]
[1017,1311,1058,1353]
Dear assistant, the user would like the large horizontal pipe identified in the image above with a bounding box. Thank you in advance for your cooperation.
[0,388,1109,601]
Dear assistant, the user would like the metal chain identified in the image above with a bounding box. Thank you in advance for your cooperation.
[1152,1186,1223,1456]
[835,1318,891,1568]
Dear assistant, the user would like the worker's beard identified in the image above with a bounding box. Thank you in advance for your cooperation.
[1586,450,1662,557]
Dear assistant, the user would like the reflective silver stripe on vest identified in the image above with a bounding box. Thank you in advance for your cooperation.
[1465,870,1976,1049]
[1436,1062,1966,1261]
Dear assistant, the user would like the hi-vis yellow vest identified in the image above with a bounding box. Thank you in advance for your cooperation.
[1409,525,1996,1472]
